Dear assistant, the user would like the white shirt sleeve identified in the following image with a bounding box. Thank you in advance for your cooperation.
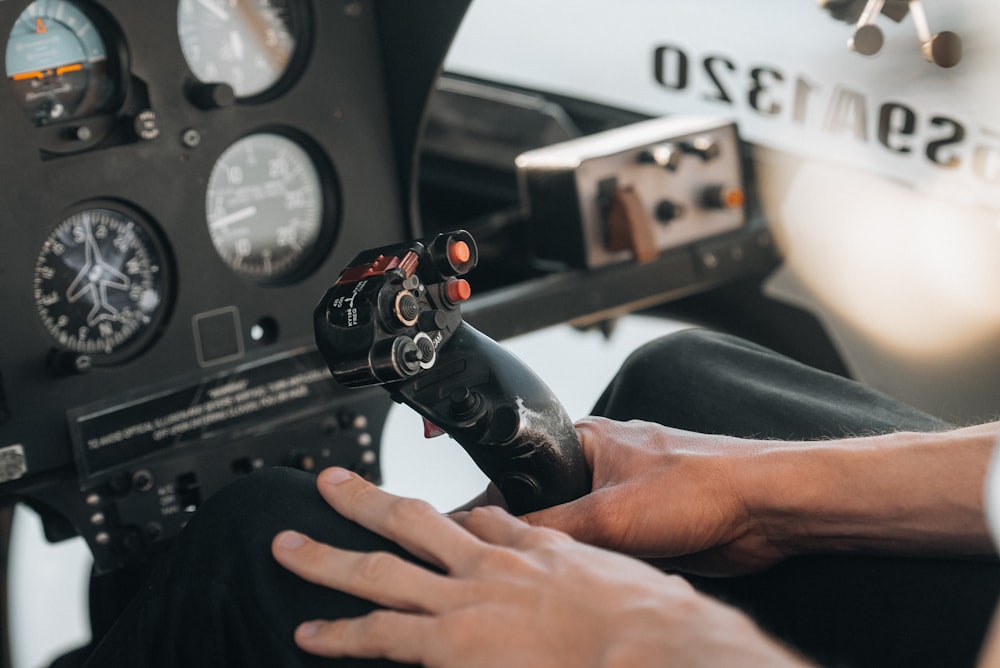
[984,439,1000,551]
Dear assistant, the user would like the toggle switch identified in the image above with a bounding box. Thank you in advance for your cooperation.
[605,185,658,262]
[680,136,721,161]
[638,143,682,171]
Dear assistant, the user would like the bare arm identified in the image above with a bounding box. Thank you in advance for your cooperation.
[749,422,998,559]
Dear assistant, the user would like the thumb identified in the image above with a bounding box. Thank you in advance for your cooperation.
[449,483,508,513]
[519,489,608,544]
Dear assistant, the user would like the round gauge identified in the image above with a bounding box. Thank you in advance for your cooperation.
[33,208,171,360]
[177,0,301,99]
[4,0,119,125]
[206,132,331,283]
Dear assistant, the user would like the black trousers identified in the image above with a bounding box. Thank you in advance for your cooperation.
[84,329,1000,668]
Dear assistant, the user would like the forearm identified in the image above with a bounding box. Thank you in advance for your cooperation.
[749,422,1000,558]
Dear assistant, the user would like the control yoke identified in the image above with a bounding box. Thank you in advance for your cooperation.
[314,230,591,514]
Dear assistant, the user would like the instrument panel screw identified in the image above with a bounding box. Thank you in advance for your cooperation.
[182,128,202,148]
[132,469,154,492]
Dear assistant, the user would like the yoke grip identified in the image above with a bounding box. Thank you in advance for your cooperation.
[313,230,591,514]
[389,321,591,515]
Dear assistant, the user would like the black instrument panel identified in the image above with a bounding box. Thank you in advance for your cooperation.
[0,0,778,576]
[0,0,472,572]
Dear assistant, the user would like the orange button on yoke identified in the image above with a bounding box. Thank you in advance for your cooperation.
[446,278,472,303]
[448,239,472,266]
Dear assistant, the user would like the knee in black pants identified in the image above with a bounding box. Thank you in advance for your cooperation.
[86,467,411,668]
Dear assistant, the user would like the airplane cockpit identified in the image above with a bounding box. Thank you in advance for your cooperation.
[1,0,998,666]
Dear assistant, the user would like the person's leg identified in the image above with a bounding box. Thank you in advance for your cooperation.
[593,328,999,668]
[84,467,413,668]
[592,327,951,439]
[86,328,999,668]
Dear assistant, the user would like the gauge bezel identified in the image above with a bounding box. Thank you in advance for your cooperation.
[32,199,176,366]
[176,0,314,105]
[4,0,130,129]
[205,127,341,286]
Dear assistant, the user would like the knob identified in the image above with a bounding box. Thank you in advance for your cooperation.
[392,337,422,375]
[188,82,236,109]
[393,291,419,326]
[290,452,317,472]
[700,185,745,210]
[449,386,482,420]
[850,23,884,56]
[923,31,961,68]
[655,200,683,223]
[419,309,448,331]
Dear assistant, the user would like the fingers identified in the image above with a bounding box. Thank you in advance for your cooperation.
[272,530,461,613]
[448,483,508,513]
[451,504,563,550]
[313,467,484,572]
[294,610,435,664]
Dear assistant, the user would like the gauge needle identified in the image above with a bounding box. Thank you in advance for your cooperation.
[236,2,291,71]
[230,30,245,60]
[196,0,230,22]
[211,206,257,228]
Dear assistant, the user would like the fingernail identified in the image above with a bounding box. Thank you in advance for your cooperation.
[297,621,320,638]
[320,467,353,486]
[277,530,305,550]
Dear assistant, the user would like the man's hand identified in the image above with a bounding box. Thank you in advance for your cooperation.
[271,467,810,668]
[520,417,788,575]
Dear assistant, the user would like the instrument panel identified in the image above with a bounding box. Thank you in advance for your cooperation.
[0,0,471,572]
[0,0,775,577]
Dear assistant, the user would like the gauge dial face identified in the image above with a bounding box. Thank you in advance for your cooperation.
[177,0,298,99]
[33,208,170,358]
[206,133,327,283]
[4,0,117,125]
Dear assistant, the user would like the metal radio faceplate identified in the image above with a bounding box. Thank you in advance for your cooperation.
[517,116,747,268]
